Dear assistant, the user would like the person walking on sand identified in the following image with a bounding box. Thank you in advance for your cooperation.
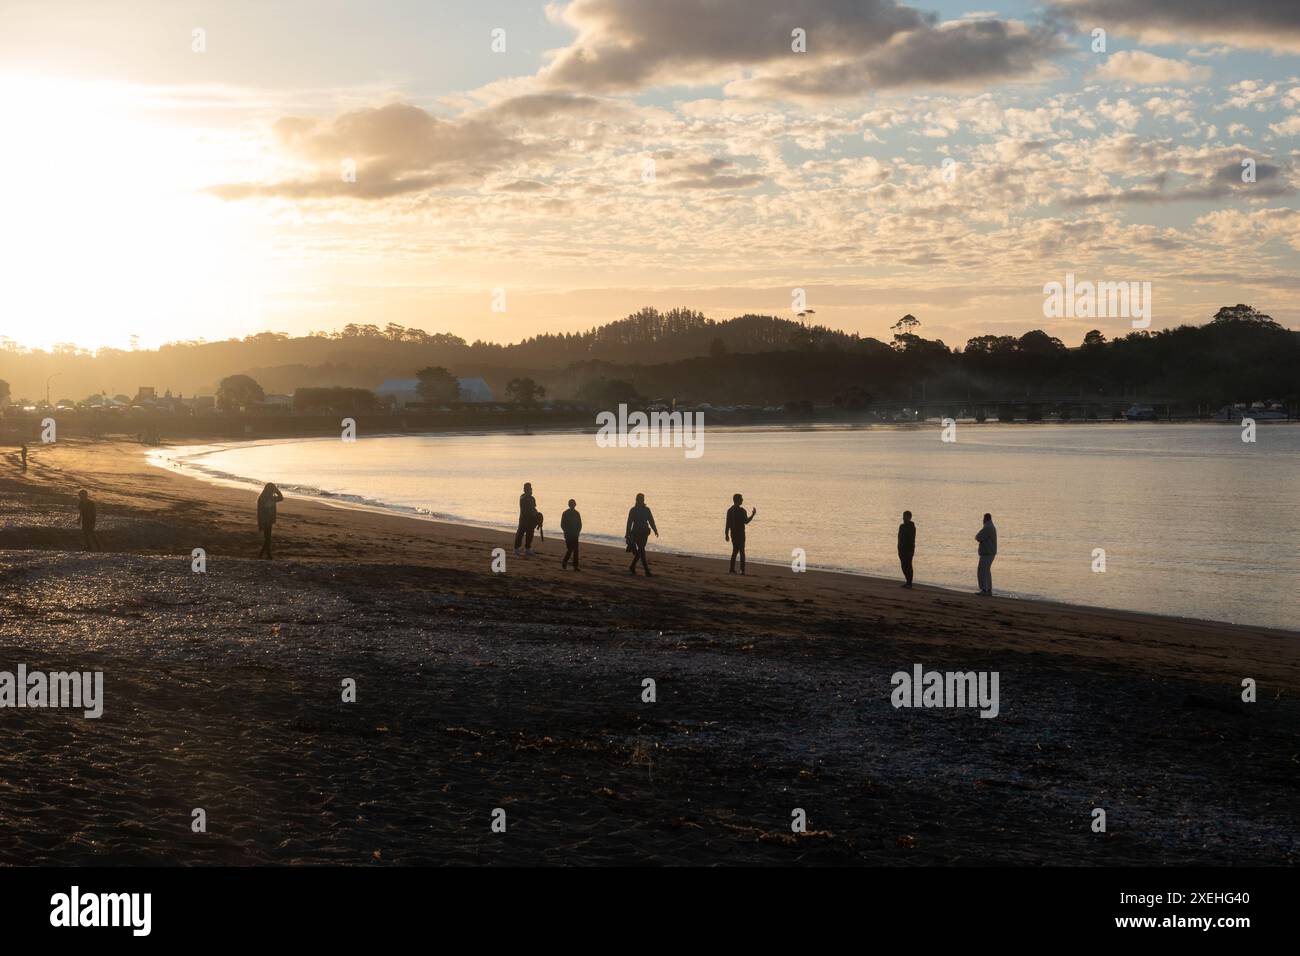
[975,512,997,596]
[560,499,582,570]
[725,493,756,574]
[898,510,916,588]
[257,482,284,559]
[20,443,27,471]
[625,492,658,576]
[515,482,538,557]
[77,490,100,551]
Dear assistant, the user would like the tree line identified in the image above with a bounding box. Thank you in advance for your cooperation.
[1,304,1294,410]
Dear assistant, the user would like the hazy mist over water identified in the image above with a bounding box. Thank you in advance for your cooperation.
[158,423,1300,630]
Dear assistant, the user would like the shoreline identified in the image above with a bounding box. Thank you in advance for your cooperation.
[1,438,1296,865]
[147,432,1298,635]
[7,415,1289,453]
[15,437,1300,665]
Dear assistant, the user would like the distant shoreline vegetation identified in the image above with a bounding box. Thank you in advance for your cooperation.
[0,305,1294,421]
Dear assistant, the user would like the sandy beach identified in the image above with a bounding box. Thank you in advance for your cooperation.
[0,438,1295,865]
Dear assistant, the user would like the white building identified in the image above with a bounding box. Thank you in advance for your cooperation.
[375,377,494,405]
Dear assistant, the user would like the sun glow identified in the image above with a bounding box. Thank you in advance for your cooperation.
[0,74,269,352]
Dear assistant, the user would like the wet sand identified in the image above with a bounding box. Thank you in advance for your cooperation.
[0,439,1295,865]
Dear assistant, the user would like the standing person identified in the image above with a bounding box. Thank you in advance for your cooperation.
[724,493,756,574]
[257,482,284,560]
[897,510,916,588]
[20,443,27,470]
[625,492,658,576]
[77,490,100,551]
[515,482,537,556]
[975,512,997,596]
[560,499,582,570]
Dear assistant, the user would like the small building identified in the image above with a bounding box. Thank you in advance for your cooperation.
[375,378,419,404]
[375,377,494,405]
[457,377,493,402]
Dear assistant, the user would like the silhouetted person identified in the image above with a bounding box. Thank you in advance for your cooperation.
[515,482,537,556]
[258,482,284,559]
[626,493,658,576]
[725,493,756,574]
[561,499,582,570]
[77,490,100,551]
[898,510,916,587]
[20,443,27,471]
[976,512,997,596]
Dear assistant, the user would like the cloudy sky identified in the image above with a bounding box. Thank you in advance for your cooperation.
[1,0,1298,351]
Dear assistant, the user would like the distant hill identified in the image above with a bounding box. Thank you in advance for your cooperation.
[0,309,863,400]
[0,305,1294,409]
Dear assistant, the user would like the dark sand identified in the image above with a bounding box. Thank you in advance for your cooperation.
[0,439,1295,865]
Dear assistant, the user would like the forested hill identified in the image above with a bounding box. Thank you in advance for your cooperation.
[0,305,1294,406]
[503,309,861,363]
[0,309,863,399]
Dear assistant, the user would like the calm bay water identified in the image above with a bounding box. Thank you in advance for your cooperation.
[155,423,1300,630]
